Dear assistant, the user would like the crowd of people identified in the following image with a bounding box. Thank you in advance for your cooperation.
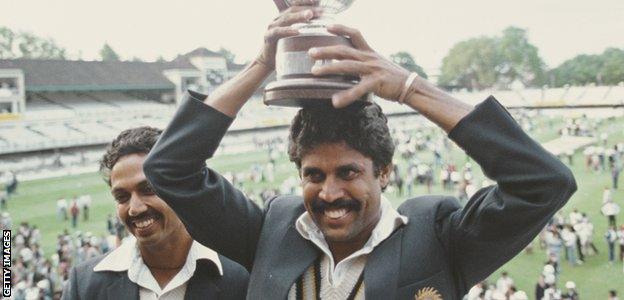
[0,212,127,299]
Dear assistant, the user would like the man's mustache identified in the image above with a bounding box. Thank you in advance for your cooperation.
[311,198,362,213]
[126,209,161,225]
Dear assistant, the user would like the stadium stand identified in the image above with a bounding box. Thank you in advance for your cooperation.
[1,51,623,180]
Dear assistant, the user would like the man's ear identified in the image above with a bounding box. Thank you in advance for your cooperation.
[379,163,393,189]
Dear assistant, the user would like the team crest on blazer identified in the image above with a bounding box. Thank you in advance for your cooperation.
[415,286,442,300]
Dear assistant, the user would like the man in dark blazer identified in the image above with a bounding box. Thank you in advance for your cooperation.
[143,5,577,299]
[62,127,248,300]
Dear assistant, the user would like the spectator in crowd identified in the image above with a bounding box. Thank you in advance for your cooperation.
[606,225,618,265]
[0,212,11,230]
[105,214,114,235]
[545,226,563,267]
[113,215,126,247]
[603,186,612,204]
[568,208,582,225]
[561,225,580,265]
[575,214,599,257]
[562,281,579,300]
[542,282,562,300]
[79,194,91,221]
[618,224,624,261]
[612,159,621,189]
[466,281,486,300]
[56,197,68,221]
[535,274,547,300]
[508,287,528,300]
[69,199,79,228]
[486,283,505,300]
[496,271,514,295]
[0,191,7,209]
[5,170,18,197]
[602,197,621,227]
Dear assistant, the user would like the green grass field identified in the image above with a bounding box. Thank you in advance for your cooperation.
[3,113,623,298]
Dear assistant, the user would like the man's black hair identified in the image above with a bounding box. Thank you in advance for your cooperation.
[100,126,162,186]
[288,102,395,176]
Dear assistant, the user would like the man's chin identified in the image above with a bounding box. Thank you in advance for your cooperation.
[134,234,163,247]
[129,226,163,246]
[319,228,355,243]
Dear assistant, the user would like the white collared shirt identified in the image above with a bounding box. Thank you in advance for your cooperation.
[94,237,222,300]
[291,196,408,296]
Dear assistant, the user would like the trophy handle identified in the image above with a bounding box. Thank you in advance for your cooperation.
[273,0,290,12]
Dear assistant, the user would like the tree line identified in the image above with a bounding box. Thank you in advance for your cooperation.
[1,26,622,90]
[437,26,624,90]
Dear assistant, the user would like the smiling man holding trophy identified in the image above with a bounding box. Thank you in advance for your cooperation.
[143,1,577,299]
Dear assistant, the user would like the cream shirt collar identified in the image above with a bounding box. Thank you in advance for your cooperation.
[93,237,223,275]
[295,196,408,262]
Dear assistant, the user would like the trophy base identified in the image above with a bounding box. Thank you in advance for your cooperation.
[264,30,369,107]
[264,78,369,107]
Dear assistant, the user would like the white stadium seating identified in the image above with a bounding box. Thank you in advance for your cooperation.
[1,85,623,181]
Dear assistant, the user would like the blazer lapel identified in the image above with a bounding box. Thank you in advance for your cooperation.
[364,227,404,300]
[106,273,139,300]
[266,225,319,299]
[184,262,220,300]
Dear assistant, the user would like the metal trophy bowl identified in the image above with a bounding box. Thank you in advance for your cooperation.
[264,0,368,107]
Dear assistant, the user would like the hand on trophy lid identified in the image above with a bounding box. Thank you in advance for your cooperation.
[308,24,415,108]
[256,4,323,70]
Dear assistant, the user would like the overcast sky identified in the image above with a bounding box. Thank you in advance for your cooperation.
[2,0,623,71]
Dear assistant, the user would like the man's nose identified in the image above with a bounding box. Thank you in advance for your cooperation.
[318,177,346,202]
[128,194,148,217]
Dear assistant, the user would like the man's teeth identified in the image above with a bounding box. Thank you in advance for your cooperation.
[324,208,348,219]
[134,218,155,229]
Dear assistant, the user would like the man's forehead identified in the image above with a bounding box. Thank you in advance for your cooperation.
[301,142,371,168]
[110,154,148,190]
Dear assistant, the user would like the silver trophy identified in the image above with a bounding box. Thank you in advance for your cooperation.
[265,0,366,107]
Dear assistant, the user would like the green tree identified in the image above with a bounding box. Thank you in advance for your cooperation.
[99,43,120,61]
[439,36,501,90]
[438,27,546,90]
[600,48,624,85]
[0,27,16,59]
[390,51,428,79]
[550,47,624,87]
[549,54,603,87]
[497,27,546,87]
[0,26,66,59]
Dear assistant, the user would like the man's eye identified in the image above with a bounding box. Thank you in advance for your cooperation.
[339,169,358,180]
[114,194,129,203]
[305,172,324,183]
[142,186,155,195]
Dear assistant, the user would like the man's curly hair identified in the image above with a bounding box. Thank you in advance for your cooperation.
[100,126,162,186]
[288,102,395,176]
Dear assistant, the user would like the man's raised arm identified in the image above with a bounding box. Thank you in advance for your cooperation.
[143,5,321,270]
[309,24,577,290]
